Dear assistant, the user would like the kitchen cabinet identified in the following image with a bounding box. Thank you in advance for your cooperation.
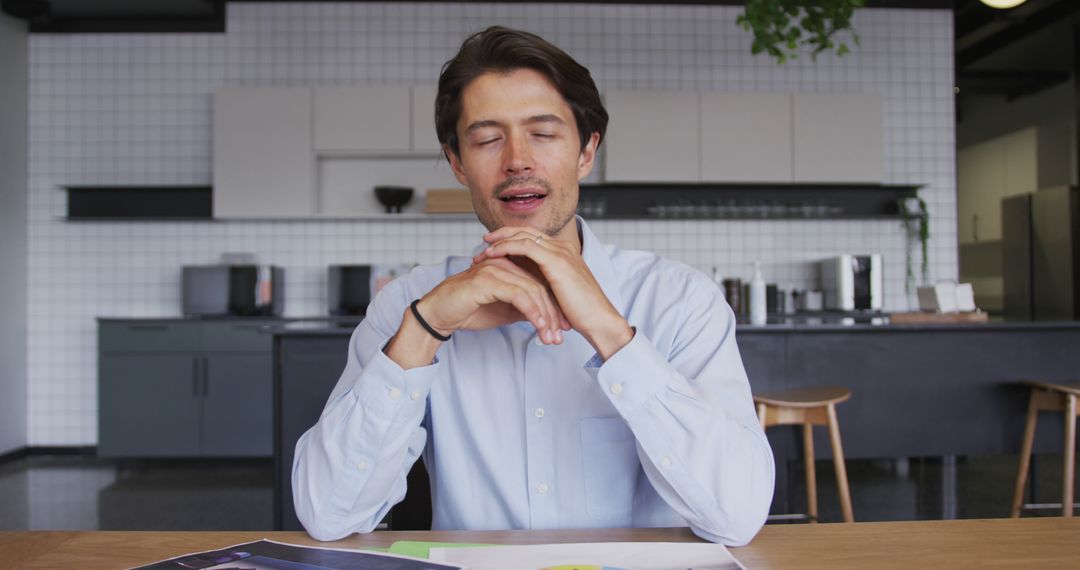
[314,87,411,153]
[214,85,449,219]
[603,90,700,183]
[98,320,276,458]
[603,90,882,184]
[956,125,1071,244]
[792,93,882,183]
[213,88,314,218]
[700,92,792,183]
[411,85,441,153]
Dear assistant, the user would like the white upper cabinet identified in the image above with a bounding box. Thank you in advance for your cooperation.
[213,88,314,218]
[411,85,442,153]
[700,92,792,183]
[313,86,411,153]
[603,90,700,183]
[792,93,883,183]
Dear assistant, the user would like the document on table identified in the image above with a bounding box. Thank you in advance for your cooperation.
[128,539,463,570]
[429,542,746,570]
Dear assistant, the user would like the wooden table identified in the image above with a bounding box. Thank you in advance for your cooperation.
[3,518,1079,569]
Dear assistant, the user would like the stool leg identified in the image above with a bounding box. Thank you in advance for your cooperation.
[1011,390,1040,518]
[1064,394,1076,518]
[802,422,818,523]
[826,403,854,523]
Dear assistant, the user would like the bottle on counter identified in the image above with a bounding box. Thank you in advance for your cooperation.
[749,261,767,325]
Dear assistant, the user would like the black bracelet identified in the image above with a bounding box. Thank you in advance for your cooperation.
[410,299,452,342]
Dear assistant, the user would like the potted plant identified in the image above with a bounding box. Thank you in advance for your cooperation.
[898,196,930,294]
[737,0,865,64]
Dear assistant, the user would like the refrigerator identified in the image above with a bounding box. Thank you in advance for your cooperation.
[1002,186,1080,320]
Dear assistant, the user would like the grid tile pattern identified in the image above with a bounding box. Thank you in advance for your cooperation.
[26,3,956,445]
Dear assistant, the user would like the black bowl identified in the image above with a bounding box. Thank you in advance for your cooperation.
[374,186,414,213]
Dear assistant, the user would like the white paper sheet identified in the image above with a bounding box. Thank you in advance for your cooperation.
[429,541,745,570]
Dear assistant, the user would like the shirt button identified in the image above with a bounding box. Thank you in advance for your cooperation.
[534,408,545,419]
[388,388,402,400]
[610,382,623,395]
[537,483,549,494]
[661,456,672,467]
[410,390,422,401]
[357,461,369,471]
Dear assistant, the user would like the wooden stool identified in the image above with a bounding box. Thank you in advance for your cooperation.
[755,386,854,523]
[1010,380,1080,518]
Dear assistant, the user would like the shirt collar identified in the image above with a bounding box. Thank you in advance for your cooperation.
[576,216,625,316]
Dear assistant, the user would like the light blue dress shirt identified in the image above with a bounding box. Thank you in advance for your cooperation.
[293,218,774,545]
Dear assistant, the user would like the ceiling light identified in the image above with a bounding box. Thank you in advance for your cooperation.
[979,0,1027,8]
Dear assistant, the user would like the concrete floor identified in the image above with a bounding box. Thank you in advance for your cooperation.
[0,453,1073,530]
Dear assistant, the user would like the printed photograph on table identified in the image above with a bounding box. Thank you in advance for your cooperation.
[130,539,462,570]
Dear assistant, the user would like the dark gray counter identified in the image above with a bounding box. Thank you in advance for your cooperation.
[272,319,1080,528]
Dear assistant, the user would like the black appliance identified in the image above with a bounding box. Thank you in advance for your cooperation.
[1002,186,1080,320]
[182,265,284,317]
[328,265,373,316]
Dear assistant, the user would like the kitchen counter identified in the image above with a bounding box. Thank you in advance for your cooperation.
[270,315,1080,527]
[269,313,1080,525]
[266,314,1080,335]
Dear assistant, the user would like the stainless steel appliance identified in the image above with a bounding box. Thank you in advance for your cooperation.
[1002,186,1080,320]
[182,265,284,316]
[328,265,372,316]
[820,254,883,311]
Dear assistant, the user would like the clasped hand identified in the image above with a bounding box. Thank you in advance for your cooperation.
[415,227,633,358]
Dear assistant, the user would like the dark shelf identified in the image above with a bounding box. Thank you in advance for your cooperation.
[577,183,921,220]
[65,186,212,220]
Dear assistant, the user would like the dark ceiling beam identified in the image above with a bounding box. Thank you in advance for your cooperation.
[957,69,1070,100]
[955,0,1013,39]
[958,0,1080,68]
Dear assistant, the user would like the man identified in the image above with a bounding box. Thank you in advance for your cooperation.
[293,26,774,546]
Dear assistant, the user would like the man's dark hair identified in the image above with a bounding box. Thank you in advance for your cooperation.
[435,26,608,159]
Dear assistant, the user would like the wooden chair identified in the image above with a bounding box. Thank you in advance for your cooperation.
[1010,380,1080,518]
[755,386,854,523]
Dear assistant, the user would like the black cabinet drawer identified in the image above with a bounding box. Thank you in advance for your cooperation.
[201,321,274,352]
[99,322,200,353]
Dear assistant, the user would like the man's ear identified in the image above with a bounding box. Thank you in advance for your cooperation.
[577,132,601,180]
[444,144,470,187]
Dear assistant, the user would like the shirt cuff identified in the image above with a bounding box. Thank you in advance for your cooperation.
[585,329,691,416]
[354,338,440,421]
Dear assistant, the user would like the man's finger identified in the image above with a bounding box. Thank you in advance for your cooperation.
[484,226,542,243]
[477,262,564,343]
[483,258,567,342]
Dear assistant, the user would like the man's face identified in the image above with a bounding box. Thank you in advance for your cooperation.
[446,68,599,241]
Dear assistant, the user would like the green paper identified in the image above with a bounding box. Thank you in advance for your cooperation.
[388,541,495,559]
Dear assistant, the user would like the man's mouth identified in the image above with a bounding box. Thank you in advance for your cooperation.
[496,184,549,212]
[498,191,547,204]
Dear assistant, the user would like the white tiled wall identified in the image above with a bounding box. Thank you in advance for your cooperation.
[26,3,956,445]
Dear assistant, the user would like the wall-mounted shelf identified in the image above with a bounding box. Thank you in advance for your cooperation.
[578,183,921,220]
[64,186,211,220]
[61,183,921,222]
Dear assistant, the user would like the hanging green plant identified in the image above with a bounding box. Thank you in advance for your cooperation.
[898,196,930,294]
[737,0,865,64]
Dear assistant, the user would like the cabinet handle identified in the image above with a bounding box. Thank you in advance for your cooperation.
[192,358,200,396]
[202,358,209,396]
[128,324,168,332]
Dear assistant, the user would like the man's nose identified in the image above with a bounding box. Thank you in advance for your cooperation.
[502,134,534,175]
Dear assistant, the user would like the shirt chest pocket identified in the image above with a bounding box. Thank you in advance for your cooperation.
[580,417,640,523]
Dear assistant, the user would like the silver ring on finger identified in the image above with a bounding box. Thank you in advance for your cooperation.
[534,234,544,245]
